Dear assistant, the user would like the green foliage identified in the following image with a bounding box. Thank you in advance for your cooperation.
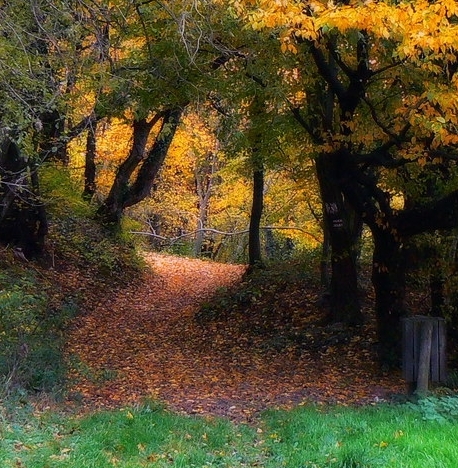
[163,239,196,258]
[0,270,75,396]
[49,212,143,278]
[405,395,458,424]
[119,216,147,249]
[40,164,93,219]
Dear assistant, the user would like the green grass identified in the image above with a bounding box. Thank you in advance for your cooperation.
[1,399,458,467]
[260,401,458,468]
[0,401,260,467]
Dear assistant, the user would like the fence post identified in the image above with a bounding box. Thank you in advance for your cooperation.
[402,316,446,395]
[416,320,433,395]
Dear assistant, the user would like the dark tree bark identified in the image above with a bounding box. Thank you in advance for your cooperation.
[83,121,97,200]
[97,107,184,226]
[98,117,155,225]
[36,109,68,164]
[370,227,407,366]
[0,140,47,256]
[430,270,446,316]
[320,225,331,289]
[339,146,458,365]
[290,38,366,326]
[248,167,264,267]
[397,190,458,235]
[316,152,364,325]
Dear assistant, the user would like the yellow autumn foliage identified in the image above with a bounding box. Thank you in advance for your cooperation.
[234,0,458,66]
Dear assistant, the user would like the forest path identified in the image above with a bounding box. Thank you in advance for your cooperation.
[66,253,403,422]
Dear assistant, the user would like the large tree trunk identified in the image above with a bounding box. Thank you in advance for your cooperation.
[370,227,406,367]
[342,161,458,365]
[246,90,266,269]
[37,109,68,164]
[0,140,47,256]
[97,107,183,226]
[123,108,183,208]
[315,152,363,325]
[97,117,155,225]
[320,225,331,289]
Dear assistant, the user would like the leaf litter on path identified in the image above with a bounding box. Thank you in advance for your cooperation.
[66,253,404,422]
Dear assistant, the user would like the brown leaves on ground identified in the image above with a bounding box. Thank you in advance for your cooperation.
[66,253,404,422]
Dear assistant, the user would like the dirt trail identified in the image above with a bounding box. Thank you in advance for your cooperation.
[66,253,403,421]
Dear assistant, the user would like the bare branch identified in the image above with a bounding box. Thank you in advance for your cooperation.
[131,226,322,244]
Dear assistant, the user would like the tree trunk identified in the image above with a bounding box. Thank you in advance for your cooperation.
[320,224,331,289]
[0,140,47,256]
[248,167,264,267]
[97,117,155,225]
[194,152,216,257]
[371,227,406,367]
[37,109,68,164]
[315,152,363,325]
[96,106,185,227]
[123,107,183,209]
[83,121,97,200]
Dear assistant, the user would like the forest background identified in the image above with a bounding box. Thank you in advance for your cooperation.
[3,0,458,392]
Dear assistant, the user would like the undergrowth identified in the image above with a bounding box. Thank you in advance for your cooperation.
[0,164,143,400]
[41,164,143,277]
[0,267,71,397]
[197,254,317,323]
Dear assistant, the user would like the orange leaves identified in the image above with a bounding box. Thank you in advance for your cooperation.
[280,40,298,54]
[65,253,403,422]
[235,0,318,43]
[237,0,458,69]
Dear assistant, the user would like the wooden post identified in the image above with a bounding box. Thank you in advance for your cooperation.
[415,320,433,396]
[402,316,446,394]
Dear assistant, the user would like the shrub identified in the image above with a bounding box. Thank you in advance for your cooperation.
[0,271,76,397]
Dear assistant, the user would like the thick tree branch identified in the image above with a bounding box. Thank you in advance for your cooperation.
[396,189,458,237]
[354,147,414,168]
[66,112,99,140]
[309,43,346,103]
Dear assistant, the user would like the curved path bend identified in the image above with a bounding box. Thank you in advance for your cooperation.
[66,253,403,422]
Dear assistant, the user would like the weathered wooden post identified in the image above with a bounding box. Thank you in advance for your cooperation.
[402,316,446,395]
[416,320,434,395]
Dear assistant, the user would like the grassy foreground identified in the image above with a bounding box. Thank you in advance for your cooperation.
[1,397,458,468]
